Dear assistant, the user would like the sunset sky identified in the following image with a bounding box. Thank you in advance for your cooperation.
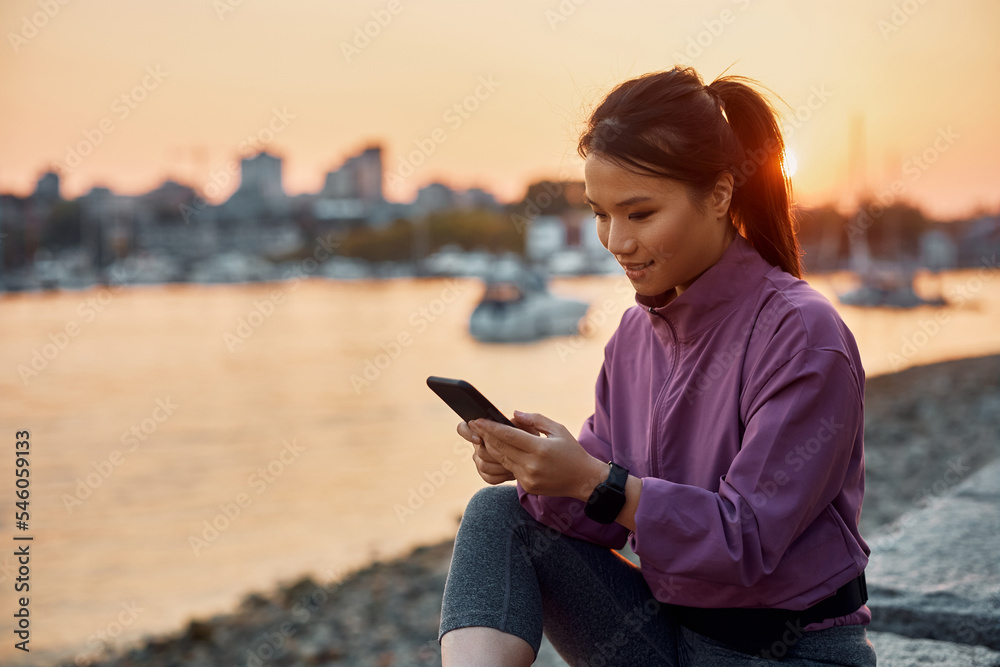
[1,0,997,219]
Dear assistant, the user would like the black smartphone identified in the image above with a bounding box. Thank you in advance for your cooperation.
[426,376,515,427]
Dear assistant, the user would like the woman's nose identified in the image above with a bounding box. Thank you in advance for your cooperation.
[604,219,636,256]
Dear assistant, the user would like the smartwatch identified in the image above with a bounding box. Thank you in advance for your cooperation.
[584,462,628,524]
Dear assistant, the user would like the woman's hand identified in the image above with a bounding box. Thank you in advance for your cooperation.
[456,420,516,485]
[468,411,607,502]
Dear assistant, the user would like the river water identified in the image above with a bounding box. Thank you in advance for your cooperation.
[1,268,998,664]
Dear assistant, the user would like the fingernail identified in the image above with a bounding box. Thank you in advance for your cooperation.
[514,410,525,417]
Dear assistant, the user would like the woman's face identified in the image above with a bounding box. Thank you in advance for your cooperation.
[584,154,734,298]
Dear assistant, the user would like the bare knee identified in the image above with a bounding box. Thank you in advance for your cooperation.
[441,626,535,667]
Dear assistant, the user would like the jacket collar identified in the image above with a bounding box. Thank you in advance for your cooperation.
[635,233,773,342]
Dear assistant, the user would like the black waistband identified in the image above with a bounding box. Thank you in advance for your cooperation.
[669,572,868,659]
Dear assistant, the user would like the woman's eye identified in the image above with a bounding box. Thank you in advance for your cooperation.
[629,212,651,221]
[593,212,608,221]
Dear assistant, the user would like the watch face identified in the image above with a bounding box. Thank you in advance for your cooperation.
[585,483,627,524]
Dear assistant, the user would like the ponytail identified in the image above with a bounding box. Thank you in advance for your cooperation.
[578,67,803,279]
[708,77,802,278]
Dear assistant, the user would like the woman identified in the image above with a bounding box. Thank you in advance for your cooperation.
[438,66,875,666]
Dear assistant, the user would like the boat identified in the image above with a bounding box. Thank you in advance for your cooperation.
[836,235,946,308]
[837,268,946,308]
[469,267,589,343]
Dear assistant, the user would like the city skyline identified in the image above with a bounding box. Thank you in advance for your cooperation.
[2,1,999,219]
[15,142,506,209]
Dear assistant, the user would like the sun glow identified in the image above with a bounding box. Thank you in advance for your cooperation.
[783,149,798,178]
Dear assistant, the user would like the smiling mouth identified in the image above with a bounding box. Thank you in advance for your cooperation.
[622,260,654,271]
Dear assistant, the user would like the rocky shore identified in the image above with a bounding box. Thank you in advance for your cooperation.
[65,355,1000,667]
[858,353,1000,536]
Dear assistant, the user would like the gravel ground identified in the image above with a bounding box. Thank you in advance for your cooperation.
[859,354,1000,534]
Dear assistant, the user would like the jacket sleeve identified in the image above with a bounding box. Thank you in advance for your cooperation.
[516,352,631,549]
[629,347,863,586]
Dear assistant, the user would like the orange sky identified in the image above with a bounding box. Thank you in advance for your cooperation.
[1,0,997,219]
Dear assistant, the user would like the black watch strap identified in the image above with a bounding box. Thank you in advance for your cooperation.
[606,461,628,490]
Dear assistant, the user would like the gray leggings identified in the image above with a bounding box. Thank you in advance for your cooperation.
[439,485,877,666]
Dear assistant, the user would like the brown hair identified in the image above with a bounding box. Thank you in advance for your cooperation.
[578,66,802,278]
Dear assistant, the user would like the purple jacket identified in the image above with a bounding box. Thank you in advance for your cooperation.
[518,234,870,621]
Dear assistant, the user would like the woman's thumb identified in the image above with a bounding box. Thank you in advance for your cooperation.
[514,410,558,435]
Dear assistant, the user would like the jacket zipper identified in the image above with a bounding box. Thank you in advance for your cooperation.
[647,306,678,479]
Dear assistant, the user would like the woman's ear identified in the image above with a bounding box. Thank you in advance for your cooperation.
[711,172,734,219]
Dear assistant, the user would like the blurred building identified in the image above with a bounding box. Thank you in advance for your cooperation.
[137,180,220,261]
[314,145,387,226]
[455,187,499,211]
[79,187,138,267]
[320,145,383,203]
[957,216,1000,267]
[413,182,455,217]
[526,210,613,275]
[239,151,285,202]
[919,229,958,272]
[526,215,565,263]
[0,194,28,275]
[220,151,290,221]
[145,179,197,209]
[34,171,61,202]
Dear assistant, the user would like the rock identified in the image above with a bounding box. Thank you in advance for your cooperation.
[866,459,1000,649]
[281,576,324,608]
[183,619,214,642]
[867,631,1000,667]
[861,355,1000,533]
